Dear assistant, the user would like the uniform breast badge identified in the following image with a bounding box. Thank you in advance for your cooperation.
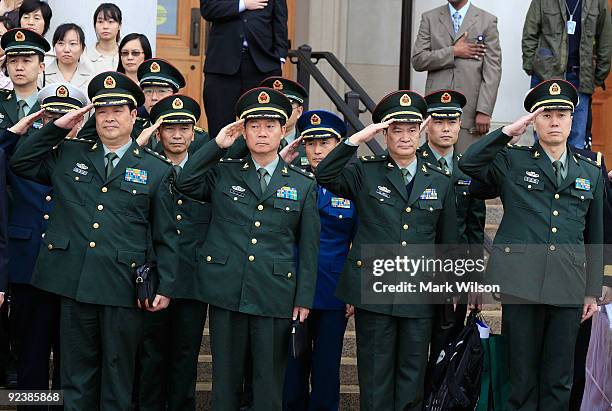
[125,168,148,184]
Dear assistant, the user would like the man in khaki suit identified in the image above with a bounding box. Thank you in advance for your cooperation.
[412,0,502,152]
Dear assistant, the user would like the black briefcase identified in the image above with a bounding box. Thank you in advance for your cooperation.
[290,318,309,359]
[135,262,158,309]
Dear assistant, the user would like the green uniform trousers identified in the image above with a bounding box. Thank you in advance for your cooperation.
[136,299,207,411]
[209,305,291,411]
[354,308,432,411]
[502,302,582,411]
[60,297,144,411]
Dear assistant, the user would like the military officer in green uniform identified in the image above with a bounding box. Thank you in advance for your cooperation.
[174,87,320,411]
[314,91,459,411]
[458,79,602,411]
[227,77,308,166]
[419,90,486,377]
[136,94,211,411]
[10,71,179,411]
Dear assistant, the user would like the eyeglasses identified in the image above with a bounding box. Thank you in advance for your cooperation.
[120,50,143,57]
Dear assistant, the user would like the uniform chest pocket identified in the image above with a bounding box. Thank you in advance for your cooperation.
[118,181,150,216]
[223,186,250,204]
[415,199,442,212]
[569,188,593,220]
[57,171,94,205]
[327,204,355,220]
[542,9,563,34]
[190,201,212,223]
[368,188,396,206]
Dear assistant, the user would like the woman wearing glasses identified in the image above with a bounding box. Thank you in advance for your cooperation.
[117,33,152,84]
[40,23,93,93]
[85,3,122,74]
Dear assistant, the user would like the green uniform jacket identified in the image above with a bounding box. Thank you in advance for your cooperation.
[459,128,604,305]
[175,139,320,318]
[418,144,486,257]
[9,123,180,307]
[521,0,612,93]
[0,89,42,131]
[315,143,459,318]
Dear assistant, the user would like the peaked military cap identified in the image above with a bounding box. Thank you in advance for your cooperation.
[38,83,89,114]
[425,90,466,118]
[88,71,145,108]
[150,94,200,125]
[524,79,578,113]
[1,28,50,56]
[297,110,346,140]
[235,87,292,124]
[372,90,427,124]
[137,58,186,92]
[260,76,308,105]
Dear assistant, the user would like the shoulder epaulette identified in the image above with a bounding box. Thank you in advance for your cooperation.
[289,163,315,179]
[143,147,172,165]
[424,161,452,176]
[596,151,602,167]
[64,137,95,144]
[575,152,601,168]
[219,157,246,163]
[506,143,533,151]
[194,126,205,133]
[359,154,387,162]
[0,88,11,95]
[136,117,147,122]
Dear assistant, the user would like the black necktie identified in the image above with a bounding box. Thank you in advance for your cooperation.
[552,160,563,188]
[438,157,449,173]
[105,152,118,179]
[258,168,268,194]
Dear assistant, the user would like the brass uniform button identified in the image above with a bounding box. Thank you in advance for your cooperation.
[93,223,100,229]
[254,221,261,227]
[553,210,559,216]
[257,205,264,211]
[550,245,556,251]
[287,272,292,278]
[176,215,182,221]
[338,215,343,219]
[356,260,362,267]
[233,197,238,201]
[405,207,412,213]
[177,229,181,235]
[132,189,137,195]
[551,227,557,233]
[97,204,104,211]
[504,247,510,253]
[554,194,560,199]
[75,176,80,181]
[207,256,212,262]
[177,199,183,205]
[43,214,49,220]
[403,224,408,230]
[47,244,53,250]
[101,187,108,193]
[401,241,407,246]
[45,195,52,202]
[251,238,257,245]
[89,242,96,248]
[131,262,136,268]
[248,255,255,262]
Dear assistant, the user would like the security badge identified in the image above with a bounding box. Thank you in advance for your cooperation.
[575,178,590,191]
[72,162,89,176]
[524,170,540,185]
[376,185,391,198]
[419,188,438,200]
[125,168,148,185]
[230,185,246,197]
[277,186,298,200]
[331,197,351,209]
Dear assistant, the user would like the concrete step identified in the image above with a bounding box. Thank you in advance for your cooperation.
[194,382,360,411]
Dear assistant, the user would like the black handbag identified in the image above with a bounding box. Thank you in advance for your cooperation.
[290,318,309,359]
[135,262,158,309]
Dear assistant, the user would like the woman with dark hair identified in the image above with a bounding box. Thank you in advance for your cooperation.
[18,0,52,36]
[0,15,15,89]
[117,33,151,83]
[85,2,122,74]
[41,23,93,92]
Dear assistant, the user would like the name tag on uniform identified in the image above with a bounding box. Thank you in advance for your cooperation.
[457,179,471,186]
[419,188,438,200]
[125,168,148,185]
[277,186,298,200]
[331,197,351,209]
[575,178,590,191]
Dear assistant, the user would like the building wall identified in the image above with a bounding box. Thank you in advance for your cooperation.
[294,0,534,130]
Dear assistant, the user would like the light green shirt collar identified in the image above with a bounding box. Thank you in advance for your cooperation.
[16,91,39,114]
[103,139,133,161]
[399,158,418,183]
[428,144,454,170]
[545,149,568,178]
[252,155,280,183]
[177,153,189,169]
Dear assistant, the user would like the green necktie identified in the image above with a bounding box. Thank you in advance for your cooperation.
[401,168,411,185]
[17,100,27,120]
[105,152,118,179]
[258,168,269,194]
[552,160,563,187]
[438,157,449,173]
[173,165,182,176]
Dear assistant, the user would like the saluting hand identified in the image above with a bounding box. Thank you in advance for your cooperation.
[136,118,163,147]
[55,103,94,130]
[502,107,545,144]
[419,116,431,135]
[215,119,245,149]
[279,136,303,164]
[8,109,45,135]
[348,120,393,145]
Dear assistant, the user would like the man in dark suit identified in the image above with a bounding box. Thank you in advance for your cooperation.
[200,0,288,138]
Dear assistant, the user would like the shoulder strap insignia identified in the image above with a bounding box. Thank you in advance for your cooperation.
[289,164,315,179]
[424,161,451,176]
[143,147,172,164]
[575,152,601,168]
